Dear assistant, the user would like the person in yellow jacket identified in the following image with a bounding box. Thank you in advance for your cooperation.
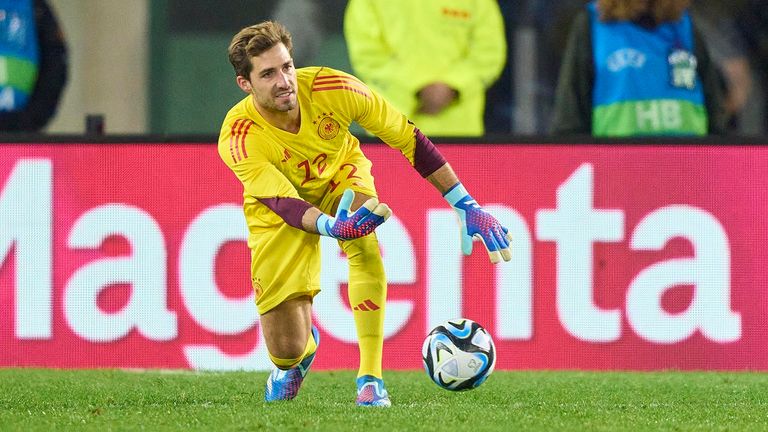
[344,0,507,137]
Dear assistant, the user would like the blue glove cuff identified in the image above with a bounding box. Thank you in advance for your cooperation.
[316,213,334,237]
[443,182,470,207]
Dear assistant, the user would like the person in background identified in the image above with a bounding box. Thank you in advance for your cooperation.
[736,0,768,134]
[690,0,753,132]
[344,0,507,137]
[0,0,67,132]
[552,0,727,136]
[270,0,347,67]
[528,0,589,134]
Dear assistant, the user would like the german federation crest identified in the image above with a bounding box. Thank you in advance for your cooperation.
[316,113,340,140]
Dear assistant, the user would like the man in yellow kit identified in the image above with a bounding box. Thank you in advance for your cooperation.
[218,21,512,407]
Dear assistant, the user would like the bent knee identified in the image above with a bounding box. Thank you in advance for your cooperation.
[267,337,307,368]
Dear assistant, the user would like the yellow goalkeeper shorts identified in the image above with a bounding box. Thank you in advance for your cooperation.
[250,151,378,315]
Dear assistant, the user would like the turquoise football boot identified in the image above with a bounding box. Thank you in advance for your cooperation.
[355,375,391,407]
[264,326,320,402]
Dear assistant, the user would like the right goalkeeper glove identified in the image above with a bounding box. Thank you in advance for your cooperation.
[316,189,392,240]
[444,182,512,264]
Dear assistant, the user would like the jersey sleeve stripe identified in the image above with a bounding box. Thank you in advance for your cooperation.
[314,74,370,97]
[229,118,244,163]
[313,79,359,85]
[312,85,371,99]
[239,120,254,159]
[233,119,247,161]
[314,74,364,84]
[314,75,366,90]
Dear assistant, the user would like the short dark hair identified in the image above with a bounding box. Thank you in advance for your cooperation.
[228,21,293,78]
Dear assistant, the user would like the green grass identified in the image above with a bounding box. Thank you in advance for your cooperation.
[1,369,767,431]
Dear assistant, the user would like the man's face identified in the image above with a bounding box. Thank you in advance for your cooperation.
[242,43,298,113]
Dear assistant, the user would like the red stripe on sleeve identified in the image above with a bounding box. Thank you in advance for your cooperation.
[229,119,243,163]
[233,119,248,161]
[312,85,371,99]
[239,120,253,159]
[315,75,363,84]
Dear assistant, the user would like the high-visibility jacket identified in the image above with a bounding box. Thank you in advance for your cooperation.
[344,0,507,136]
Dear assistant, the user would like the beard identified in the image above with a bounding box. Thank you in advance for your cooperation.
[255,86,297,113]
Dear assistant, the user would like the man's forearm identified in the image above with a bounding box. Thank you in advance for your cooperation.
[259,196,321,233]
[426,163,461,195]
[301,206,324,234]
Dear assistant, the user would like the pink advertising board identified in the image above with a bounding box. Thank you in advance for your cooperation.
[1,143,766,370]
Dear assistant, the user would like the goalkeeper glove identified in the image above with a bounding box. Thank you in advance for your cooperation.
[444,182,512,264]
[316,189,392,240]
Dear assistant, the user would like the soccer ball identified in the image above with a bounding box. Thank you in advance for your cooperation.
[421,318,496,391]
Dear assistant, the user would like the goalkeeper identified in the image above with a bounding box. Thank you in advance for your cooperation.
[219,21,512,408]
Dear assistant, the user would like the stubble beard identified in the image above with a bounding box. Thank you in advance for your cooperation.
[256,90,297,113]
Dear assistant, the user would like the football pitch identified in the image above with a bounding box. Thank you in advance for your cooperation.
[1,369,767,431]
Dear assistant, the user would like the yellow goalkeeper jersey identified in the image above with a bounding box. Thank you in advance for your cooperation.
[218,66,418,234]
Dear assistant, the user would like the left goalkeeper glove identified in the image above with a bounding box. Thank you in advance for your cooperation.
[444,182,512,264]
[316,189,392,240]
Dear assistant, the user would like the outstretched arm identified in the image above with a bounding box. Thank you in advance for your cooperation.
[357,91,512,263]
[405,126,512,264]
[329,69,512,261]
[425,163,460,194]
